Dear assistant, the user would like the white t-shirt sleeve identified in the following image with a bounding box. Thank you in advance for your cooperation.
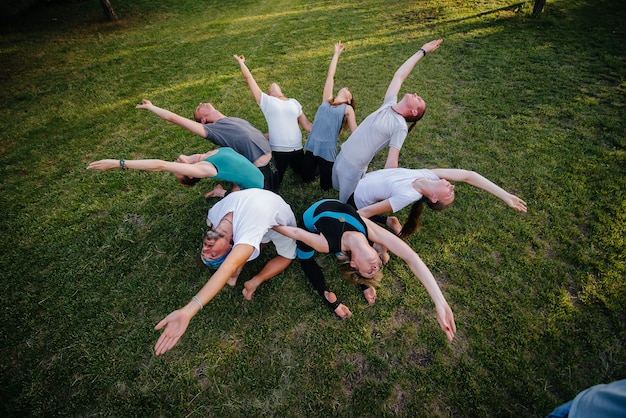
[388,189,422,212]
[259,92,270,112]
[293,99,303,116]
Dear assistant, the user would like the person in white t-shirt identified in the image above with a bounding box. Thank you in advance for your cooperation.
[234,54,312,186]
[332,39,443,203]
[153,189,297,356]
[353,167,527,238]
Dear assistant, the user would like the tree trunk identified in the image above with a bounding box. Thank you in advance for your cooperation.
[532,0,546,18]
[100,0,118,21]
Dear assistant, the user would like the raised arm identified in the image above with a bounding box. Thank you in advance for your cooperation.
[272,225,330,253]
[87,158,217,179]
[384,39,442,100]
[154,244,255,355]
[430,168,527,212]
[136,99,206,137]
[364,218,456,341]
[322,42,345,101]
[324,42,358,132]
[233,55,263,104]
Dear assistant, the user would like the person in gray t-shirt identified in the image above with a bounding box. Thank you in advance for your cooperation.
[332,39,443,203]
[136,99,279,192]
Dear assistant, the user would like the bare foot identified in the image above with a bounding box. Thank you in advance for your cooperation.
[227,266,242,287]
[242,279,259,300]
[386,216,402,235]
[324,291,352,318]
[205,184,227,198]
[363,286,377,304]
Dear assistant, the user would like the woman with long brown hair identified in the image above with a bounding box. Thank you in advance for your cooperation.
[353,167,527,239]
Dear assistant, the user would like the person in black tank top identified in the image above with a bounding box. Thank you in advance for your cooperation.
[273,199,457,342]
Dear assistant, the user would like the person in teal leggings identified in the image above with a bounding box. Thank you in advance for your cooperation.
[87,147,263,197]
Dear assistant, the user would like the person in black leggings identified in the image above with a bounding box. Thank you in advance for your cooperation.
[273,199,456,342]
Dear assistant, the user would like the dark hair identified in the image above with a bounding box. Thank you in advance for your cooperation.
[405,100,427,134]
[398,196,448,238]
[177,175,201,187]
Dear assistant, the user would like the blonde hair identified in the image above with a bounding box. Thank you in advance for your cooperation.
[335,251,383,288]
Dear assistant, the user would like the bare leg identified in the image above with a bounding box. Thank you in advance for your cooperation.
[386,216,402,235]
[243,256,292,300]
[227,265,243,287]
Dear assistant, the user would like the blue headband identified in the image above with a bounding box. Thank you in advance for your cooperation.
[201,250,231,269]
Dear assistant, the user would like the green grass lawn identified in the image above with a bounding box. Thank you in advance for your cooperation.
[1,0,624,416]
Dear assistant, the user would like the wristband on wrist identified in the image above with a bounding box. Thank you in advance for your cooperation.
[419,48,426,56]
[192,296,203,310]
[120,159,128,170]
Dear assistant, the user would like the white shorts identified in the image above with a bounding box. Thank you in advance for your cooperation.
[261,229,297,259]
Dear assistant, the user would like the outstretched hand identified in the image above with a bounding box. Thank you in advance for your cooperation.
[233,54,245,64]
[87,159,121,171]
[506,194,527,213]
[154,308,192,356]
[435,302,456,342]
[136,99,153,110]
[334,42,345,55]
[420,39,443,54]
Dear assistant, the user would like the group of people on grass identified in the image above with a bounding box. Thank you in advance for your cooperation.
[88,39,527,356]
